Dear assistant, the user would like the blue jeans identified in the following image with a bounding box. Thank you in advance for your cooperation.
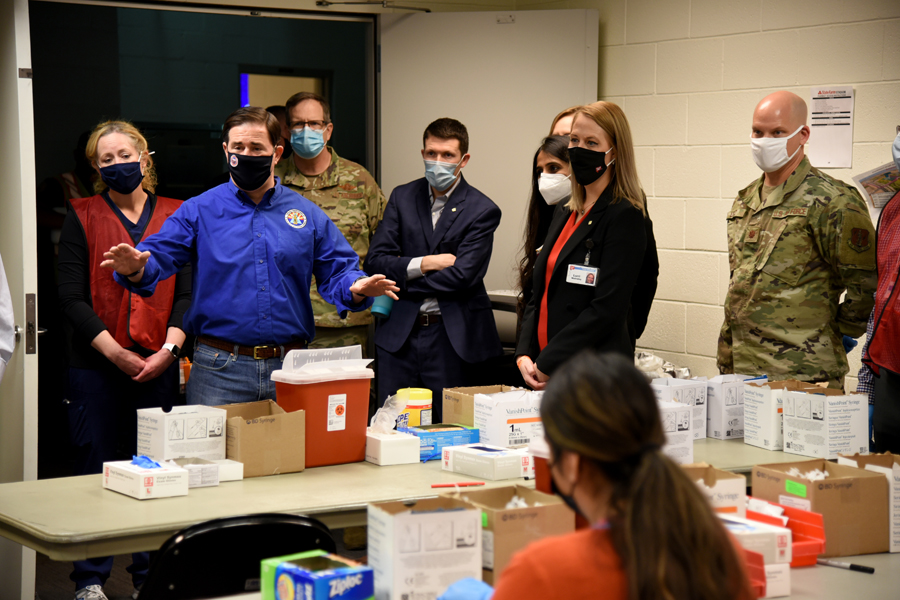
[186,342,284,405]
[66,364,178,590]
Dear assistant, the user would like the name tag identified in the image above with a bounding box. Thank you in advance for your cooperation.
[566,264,598,287]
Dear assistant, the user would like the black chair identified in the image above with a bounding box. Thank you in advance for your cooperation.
[137,513,336,600]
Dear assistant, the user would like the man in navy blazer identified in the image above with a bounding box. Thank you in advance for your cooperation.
[366,118,502,420]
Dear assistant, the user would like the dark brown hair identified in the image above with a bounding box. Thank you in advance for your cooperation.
[222,106,282,148]
[423,118,469,155]
[517,135,569,322]
[285,91,331,124]
[541,352,753,600]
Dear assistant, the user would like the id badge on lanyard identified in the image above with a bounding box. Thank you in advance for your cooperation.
[566,240,597,287]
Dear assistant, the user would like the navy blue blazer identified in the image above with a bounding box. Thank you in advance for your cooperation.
[365,174,503,364]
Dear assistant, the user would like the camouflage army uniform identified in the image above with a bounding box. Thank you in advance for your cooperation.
[275,147,387,350]
[718,157,876,387]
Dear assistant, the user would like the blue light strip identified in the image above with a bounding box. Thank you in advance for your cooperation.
[240,73,249,107]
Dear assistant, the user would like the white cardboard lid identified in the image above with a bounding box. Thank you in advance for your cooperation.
[271,345,374,384]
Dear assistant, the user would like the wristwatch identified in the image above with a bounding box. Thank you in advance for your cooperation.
[162,343,180,358]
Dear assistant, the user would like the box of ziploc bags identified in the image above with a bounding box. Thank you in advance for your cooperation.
[397,424,479,461]
[263,550,373,600]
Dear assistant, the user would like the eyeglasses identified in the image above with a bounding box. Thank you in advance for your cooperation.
[291,120,329,131]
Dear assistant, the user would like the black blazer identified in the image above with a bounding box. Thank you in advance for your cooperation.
[365,174,503,364]
[516,182,648,375]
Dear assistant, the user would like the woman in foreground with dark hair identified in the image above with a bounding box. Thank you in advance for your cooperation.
[442,352,753,600]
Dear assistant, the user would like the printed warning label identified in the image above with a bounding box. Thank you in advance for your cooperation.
[328,394,347,432]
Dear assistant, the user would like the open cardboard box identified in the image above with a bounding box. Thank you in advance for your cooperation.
[752,459,888,556]
[442,485,574,585]
[682,463,747,517]
[443,385,522,427]
[215,400,305,478]
[837,452,900,552]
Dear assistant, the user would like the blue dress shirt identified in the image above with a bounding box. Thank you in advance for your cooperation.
[115,179,372,346]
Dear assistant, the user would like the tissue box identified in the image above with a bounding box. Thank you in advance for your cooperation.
[262,551,374,600]
[368,497,482,600]
[837,452,900,553]
[442,444,534,480]
[658,400,693,464]
[443,385,523,427]
[102,460,188,500]
[682,463,747,517]
[398,424,479,461]
[720,514,792,564]
[170,457,219,488]
[137,405,227,461]
[752,460,889,556]
[211,459,244,482]
[782,389,868,459]
[651,377,708,440]
[707,374,754,440]
[441,485,574,585]
[473,390,543,447]
[744,380,816,451]
[366,429,420,466]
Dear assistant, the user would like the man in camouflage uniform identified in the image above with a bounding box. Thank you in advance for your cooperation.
[275,92,387,351]
[718,91,876,388]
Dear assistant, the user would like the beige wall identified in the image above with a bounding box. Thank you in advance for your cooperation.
[508,0,899,388]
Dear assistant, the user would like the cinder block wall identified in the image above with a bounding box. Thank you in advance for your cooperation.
[519,0,900,389]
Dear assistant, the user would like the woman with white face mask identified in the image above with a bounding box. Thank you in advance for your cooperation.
[517,135,572,324]
[57,121,191,600]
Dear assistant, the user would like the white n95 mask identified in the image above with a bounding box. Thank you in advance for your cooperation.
[750,125,805,173]
[538,173,572,205]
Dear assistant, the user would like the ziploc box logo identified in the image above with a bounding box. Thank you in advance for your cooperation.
[268,550,373,600]
[473,390,543,447]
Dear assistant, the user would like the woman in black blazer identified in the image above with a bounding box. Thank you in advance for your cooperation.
[516,102,657,390]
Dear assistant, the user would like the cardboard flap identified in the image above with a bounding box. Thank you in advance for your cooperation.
[217,399,279,421]
[372,496,474,516]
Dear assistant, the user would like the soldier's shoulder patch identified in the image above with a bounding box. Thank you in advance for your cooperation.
[839,210,875,268]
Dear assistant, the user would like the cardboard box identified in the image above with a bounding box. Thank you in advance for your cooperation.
[137,405,227,461]
[473,390,543,447]
[744,380,816,451]
[102,460,188,500]
[211,459,243,482]
[398,424,479,461]
[367,497,482,600]
[170,457,219,488]
[682,463,747,517]
[442,444,534,481]
[837,452,900,553]
[216,400,305,477]
[707,374,755,440]
[763,563,791,598]
[658,400,693,464]
[443,385,523,427]
[443,485,574,585]
[365,429,420,466]
[720,514,792,564]
[782,389,868,459]
[651,377,708,440]
[752,460,889,556]
[263,551,374,600]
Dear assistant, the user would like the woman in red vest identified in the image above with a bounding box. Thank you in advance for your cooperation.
[58,121,190,600]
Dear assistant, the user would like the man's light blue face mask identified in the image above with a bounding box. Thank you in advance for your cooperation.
[424,158,462,192]
[291,127,326,160]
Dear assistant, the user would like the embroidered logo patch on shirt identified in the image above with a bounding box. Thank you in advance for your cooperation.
[285,209,307,229]
[848,227,871,253]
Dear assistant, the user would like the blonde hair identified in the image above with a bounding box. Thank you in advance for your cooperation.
[85,120,157,194]
[566,102,645,216]
[548,105,580,136]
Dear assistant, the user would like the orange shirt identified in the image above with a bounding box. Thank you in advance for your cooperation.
[538,210,588,350]
[491,529,627,600]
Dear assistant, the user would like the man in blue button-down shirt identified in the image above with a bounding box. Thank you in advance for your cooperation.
[101,107,398,405]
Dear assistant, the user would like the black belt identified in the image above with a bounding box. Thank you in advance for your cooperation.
[416,314,442,327]
[198,336,307,360]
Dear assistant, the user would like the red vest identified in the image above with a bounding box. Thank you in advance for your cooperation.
[863,191,900,375]
[70,194,182,352]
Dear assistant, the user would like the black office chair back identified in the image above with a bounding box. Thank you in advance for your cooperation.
[138,513,336,600]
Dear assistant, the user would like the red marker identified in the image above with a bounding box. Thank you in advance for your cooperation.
[431,482,486,488]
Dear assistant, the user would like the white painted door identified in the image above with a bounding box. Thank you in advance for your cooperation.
[0,0,38,597]
[379,9,599,291]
